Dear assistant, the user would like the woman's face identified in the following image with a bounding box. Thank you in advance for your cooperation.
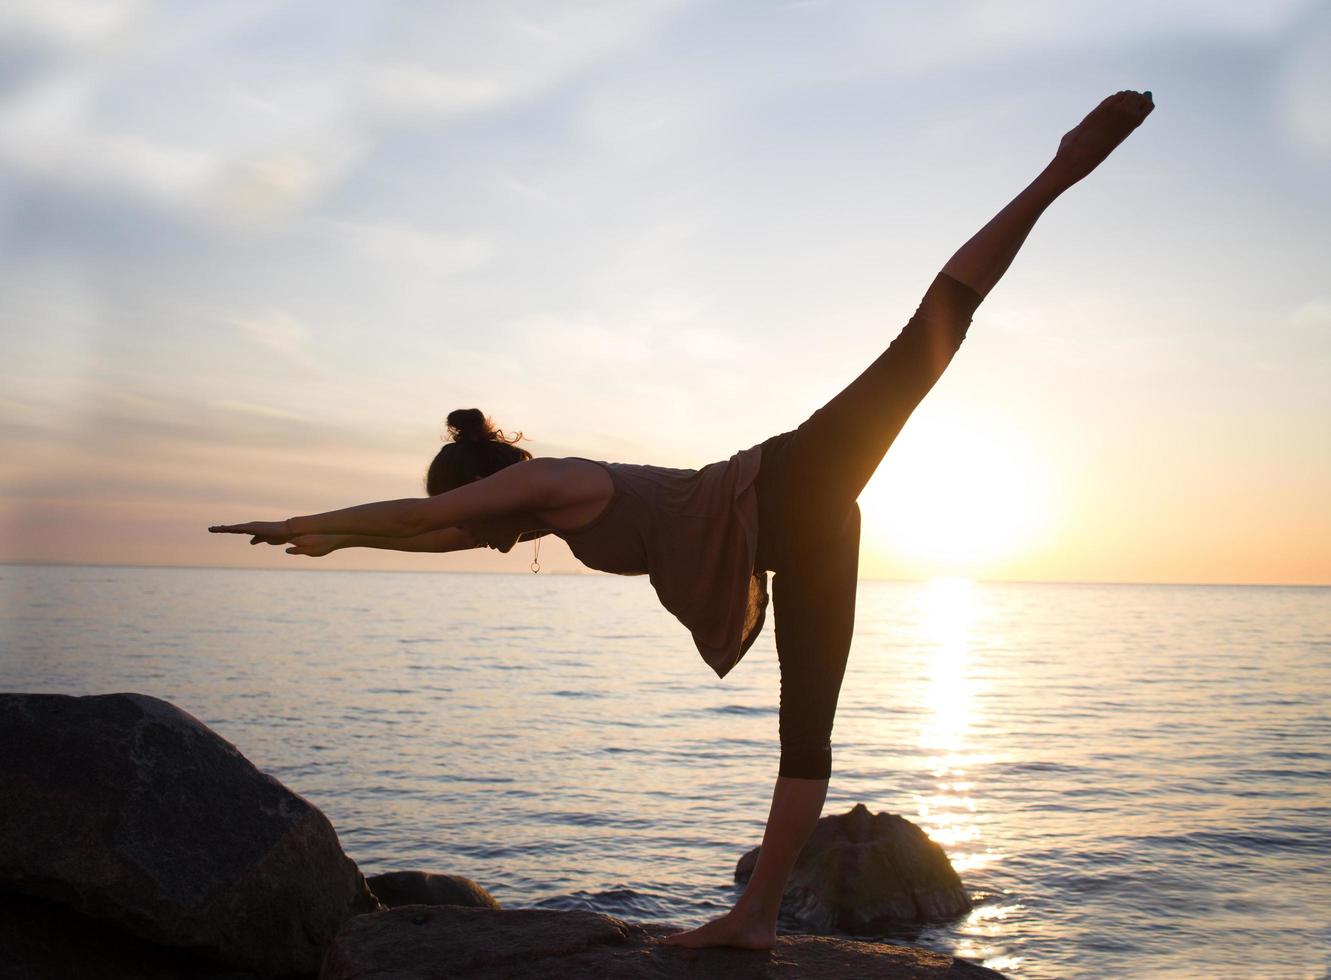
[456,475,521,552]
[462,518,521,553]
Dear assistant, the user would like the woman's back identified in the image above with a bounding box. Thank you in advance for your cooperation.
[556,448,767,678]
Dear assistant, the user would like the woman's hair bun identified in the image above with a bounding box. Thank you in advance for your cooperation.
[428,409,532,495]
[445,408,525,446]
[446,408,493,443]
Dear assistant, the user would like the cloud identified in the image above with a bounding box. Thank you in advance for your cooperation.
[0,73,215,206]
[957,0,1316,43]
[774,0,1327,83]
[201,136,366,227]
[207,399,308,422]
[1292,299,1331,329]
[355,1,691,119]
[0,70,363,229]
[0,1,688,235]
[0,4,367,227]
[358,62,507,119]
[1277,5,1331,158]
[331,221,492,275]
[230,311,317,369]
[0,0,144,48]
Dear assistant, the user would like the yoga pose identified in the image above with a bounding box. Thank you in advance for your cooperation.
[212,90,1155,949]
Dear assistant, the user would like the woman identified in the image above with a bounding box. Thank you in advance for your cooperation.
[212,90,1155,949]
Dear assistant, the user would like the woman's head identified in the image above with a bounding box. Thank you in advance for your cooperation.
[425,408,532,495]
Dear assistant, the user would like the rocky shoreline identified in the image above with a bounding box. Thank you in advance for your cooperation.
[1,692,1007,979]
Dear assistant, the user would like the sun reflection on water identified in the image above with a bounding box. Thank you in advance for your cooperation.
[953,901,1026,974]
[913,577,990,870]
[912,577,1016,970]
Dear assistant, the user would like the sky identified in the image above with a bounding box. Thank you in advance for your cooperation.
[2,0,1329,584]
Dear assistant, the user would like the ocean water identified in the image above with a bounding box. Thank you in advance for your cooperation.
[2,564,1329,979]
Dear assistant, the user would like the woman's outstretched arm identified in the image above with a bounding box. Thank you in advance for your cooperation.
[210,458,568,543]
[289,458,558,537]
[283,526,552,557]
[942,90,1154,299]
[283,527,480,557]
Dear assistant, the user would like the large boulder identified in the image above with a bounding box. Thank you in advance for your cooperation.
[0,892,266,980]
[0,692,380,978]
[736,803,971,934]
[319,905,1008,979]
[366,870,500,909]
[0,893,189,980]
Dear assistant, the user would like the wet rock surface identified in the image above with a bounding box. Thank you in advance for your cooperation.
[736,803,972,934]
[367,870,500,909]
[319,905,1008,979]
[0,692,379,978]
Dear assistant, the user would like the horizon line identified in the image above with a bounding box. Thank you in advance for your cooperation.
[2,560,1328,590]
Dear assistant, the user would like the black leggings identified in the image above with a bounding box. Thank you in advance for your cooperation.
[753,272,983,779]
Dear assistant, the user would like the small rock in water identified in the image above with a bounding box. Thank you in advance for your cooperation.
[735,803,972,934]
[0,692,380,978]
[367,870,500,909]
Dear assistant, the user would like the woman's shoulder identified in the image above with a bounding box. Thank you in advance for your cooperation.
[529,457,616,531]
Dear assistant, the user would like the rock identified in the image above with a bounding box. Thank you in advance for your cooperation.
[367,870,500,909]
[0,692,380,978]
[735,803,971,934]
[0,892,266,980]
[319,905,1008,979]
[0,892,188,980]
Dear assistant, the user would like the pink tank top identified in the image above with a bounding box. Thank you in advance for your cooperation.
[555,446,768,679]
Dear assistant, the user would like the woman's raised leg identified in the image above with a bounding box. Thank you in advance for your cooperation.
[943,90,1155,298]
[765,91,1156,553]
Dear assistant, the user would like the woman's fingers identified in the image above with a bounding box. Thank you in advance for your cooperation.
[209,520,291,543]
[210,523,264,535]
[284,536,322,556]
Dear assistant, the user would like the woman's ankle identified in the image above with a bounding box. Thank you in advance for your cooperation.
[731,896,780,928]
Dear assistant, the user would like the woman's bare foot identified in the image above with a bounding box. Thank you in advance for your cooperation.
[662,909,777,950]
[1051,90,1155,186]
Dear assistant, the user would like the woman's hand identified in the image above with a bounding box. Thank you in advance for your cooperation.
[208,521,293,545]
[284,534,345,557]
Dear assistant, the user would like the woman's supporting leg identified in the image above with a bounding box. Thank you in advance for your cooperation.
[667,506,860,949]
[771,505,861,781]
[662,775,828,950]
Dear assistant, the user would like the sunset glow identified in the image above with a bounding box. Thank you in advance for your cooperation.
[859,416,1055,577]
[1,2,1328,584]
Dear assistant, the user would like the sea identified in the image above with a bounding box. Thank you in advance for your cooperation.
[3,564,1329,979]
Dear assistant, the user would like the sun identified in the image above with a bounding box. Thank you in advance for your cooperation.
[857,411,1053,576]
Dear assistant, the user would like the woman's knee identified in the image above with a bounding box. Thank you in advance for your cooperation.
[778,740,832,780]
